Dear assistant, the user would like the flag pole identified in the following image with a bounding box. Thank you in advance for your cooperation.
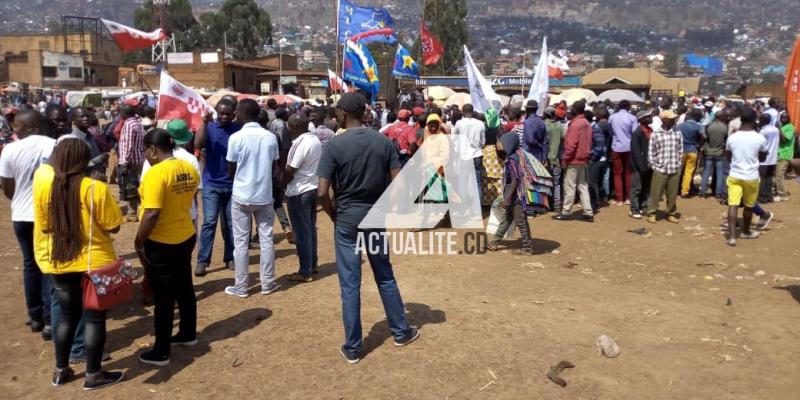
[335,0,341,95]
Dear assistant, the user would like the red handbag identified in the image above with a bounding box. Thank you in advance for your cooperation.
[81,183,136,311]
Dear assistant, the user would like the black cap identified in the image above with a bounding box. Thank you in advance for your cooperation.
[338,93,367,113]
[525,99,538,110]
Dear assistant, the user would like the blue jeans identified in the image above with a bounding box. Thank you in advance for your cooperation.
[287,190,318,276]
[50,286,85,359]
[334,225,411,355]
[701,155,728,198]
[198,186,234,266]
[12,221,51,323]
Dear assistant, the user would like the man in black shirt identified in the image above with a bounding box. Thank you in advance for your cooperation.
[317,93,420,364]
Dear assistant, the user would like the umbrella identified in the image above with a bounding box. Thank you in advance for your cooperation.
[2,86,20,94]
[444,92,472,108]
[597,89,644,104]
[509,94,526,109]
[286,94,304,104]
[206,90,240,107]
[237,94,259,102]
[425,86,457,100]
[497,94,511,107]
[263,94,299,106]
[552,88,598,105]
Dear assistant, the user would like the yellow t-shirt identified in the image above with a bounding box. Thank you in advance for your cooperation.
[138,158,199,244]
[32,164,124,275]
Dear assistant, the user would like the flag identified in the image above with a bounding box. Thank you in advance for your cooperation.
[392,45,419,80]
[343,39,380,101]
[327,69,351,93]
[101,18,167,52]
[338,0,397,45]
[463,45,501,114]
[527,37,549,112]
[786,36,800,131]
[156,70,214,133]
[548,53,570,80]
[421,23,445,66]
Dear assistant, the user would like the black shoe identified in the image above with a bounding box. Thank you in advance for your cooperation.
[339,346,360,364]
[83,370,124,390]
[394,328,421,347]
[581,215,594,223]
[225,261,234,271]
[194,263,208,277]
[171,333,198,347]
[41,325,52,341]
[30,319,45,333]
[552,214,570,221]
[139,349,170,367]
[52,367,75,387]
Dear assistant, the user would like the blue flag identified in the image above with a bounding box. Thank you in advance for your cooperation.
[338,0,397,44]
[392,45,419,80]
[343,40,380,101]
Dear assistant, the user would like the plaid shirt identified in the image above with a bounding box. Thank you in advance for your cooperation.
[648,127,683,174]
[118,117,145,166]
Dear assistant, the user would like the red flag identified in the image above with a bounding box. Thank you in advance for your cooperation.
[101,18,167,52]
[548,66,564,80]
[421,24,444,66]
[156,71,214,133]
[786,36,800,130]
[327,69,351,93]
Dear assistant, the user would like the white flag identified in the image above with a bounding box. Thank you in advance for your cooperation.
[463,45,501,113]
[527,37,549,114]
[156,70,215,133]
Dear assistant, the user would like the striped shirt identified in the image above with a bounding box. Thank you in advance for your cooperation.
[119,117,145,166]
[648,127,683,175]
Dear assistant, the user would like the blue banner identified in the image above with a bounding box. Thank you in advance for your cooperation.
[392,45,419,80]
[338,0,397,44]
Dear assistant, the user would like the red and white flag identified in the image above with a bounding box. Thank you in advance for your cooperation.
[156,70,214,133]
[421,23,444,66]
[327,69,351,93]
[101,18,167,52]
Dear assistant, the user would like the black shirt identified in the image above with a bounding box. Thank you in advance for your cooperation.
[316,127,400,229]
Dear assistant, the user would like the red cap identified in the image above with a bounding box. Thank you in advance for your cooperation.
[413,107,424,116]
[123,98,139,106]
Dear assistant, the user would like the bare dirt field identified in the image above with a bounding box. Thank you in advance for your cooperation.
[0,181,799,400]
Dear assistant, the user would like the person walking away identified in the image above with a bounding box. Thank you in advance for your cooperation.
[284,113,322,283]
[32,138,125,389]
[774,112,797,201]
[587,109,608,213]
[268,107,295,243]
[221,100,282,297]
[135,129,200,366]
[628,110,654,219]
[194,99,239,276]
[1,109,54,338]
[763,98,780,127]
[724,108,768,246]
[700,110,730,202]
[646,110,683,223]
[383,109,417,166]
[553,101,593,222]
[452,104,486,196]
[678,109,705,197]
[543,107,565,212]
[488,131,535,254]
[756,113,780,204]
[117,104,145,222]
[608,100,638,205]
[317,93,419,364]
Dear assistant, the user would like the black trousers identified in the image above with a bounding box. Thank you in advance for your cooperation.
[144,235,197,357]
[50,273,107,373]
[758,165,775,204]
[587,160,606,212]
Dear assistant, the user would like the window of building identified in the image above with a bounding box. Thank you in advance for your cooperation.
[69,67,83,79]
[42,66,57,78]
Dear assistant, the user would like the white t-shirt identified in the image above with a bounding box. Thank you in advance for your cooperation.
[0,135,55,221]
[759,125,779,166]
[286,132,322,197]
[226,122,279,205]
[726,130,767,181]
[141,147,202,220]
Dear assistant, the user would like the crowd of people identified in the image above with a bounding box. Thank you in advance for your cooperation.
[0,84,798,388]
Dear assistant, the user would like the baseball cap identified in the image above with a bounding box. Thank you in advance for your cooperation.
[636,109,653,120]
[337,93,366,113]
[397,109,412,120]
[659,110,678,120]
[413,106,425,116]
[165,119,194,145]
[704,100,714,107]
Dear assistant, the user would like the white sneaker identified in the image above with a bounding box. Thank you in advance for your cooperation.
[756,212,774,230]
[224,286,248,298]
[740,231,761,239]
[261,282,282,295]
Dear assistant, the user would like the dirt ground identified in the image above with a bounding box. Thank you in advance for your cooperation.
[1,179,799,400]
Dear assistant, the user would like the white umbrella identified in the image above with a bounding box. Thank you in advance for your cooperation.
[597,89,644,104]
[554,88,598,105]
[425,86,457,100]
[444,92,472,108]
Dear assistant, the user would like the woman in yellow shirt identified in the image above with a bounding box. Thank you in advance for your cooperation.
[32,138,125,390]
[134,129,200,367]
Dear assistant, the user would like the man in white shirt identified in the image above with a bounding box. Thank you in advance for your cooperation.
[452,104,486,195]
[284,113,322,283]
[725,108,768,246]
[0,109,54,336]
[225,99,281,298]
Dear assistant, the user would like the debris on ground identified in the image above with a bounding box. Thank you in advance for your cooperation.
[773,274,800,283]
[596,335,621,358]
[628,228,650,236]
[754,270,766,277]
[546,360,575,387]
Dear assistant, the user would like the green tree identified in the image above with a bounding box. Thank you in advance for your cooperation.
[205,0,272,60]
[413,0,469,75]
[603,48,621,68]
[664,51,679,75]
[134,0,196,33]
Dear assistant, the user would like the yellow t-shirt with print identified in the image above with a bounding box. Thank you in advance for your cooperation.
[138,158,199,244]
[32,164,124,275]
